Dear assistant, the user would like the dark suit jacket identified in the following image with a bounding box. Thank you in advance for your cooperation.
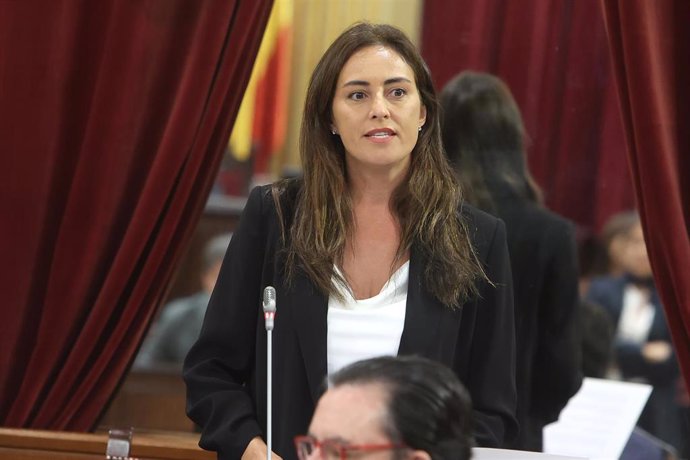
[586,275,678,385]
[183,183,518,460]
[586,275,683,449]
[495,198,583,451]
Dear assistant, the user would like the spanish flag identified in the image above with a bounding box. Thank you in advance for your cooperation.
[229,0,293,176]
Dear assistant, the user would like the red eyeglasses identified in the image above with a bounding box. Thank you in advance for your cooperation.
[294,435,408,459]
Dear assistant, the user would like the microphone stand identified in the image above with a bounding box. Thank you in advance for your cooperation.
[263,286,276,460]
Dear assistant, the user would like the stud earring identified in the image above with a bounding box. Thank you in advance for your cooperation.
[331,129,337,135]
[418,126,422,132]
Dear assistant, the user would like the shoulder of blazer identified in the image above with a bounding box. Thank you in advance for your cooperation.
[586,276,626,314]
[460,202,504,262]
[497,199,574,238]
[250,178,303,235]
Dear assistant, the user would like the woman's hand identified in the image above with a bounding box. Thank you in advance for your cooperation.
[241,437,284,460]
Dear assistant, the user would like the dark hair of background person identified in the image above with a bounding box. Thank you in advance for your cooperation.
[327,355,474,460]
[579,210,641,280]
[579,299,615,379]
[272,22,487,308]
[439,70,543,213]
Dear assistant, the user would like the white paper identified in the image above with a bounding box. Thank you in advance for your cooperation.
[543,377,652,460]
[473,447,586,459]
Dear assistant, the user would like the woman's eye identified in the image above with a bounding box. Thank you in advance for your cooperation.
[390,88,406,97]
[348,91,366,101]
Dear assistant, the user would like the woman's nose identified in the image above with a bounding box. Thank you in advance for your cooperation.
[369,93,390,119]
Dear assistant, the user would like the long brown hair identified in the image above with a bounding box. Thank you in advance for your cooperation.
[440,71,544,214]
[275,23,486,308]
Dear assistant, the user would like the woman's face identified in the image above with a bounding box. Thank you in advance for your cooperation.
[621,222,652,278]
[330,45,426,179]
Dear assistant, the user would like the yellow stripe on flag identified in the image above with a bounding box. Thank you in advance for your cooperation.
[229,0,293,162]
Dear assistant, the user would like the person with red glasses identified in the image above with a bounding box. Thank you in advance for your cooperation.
[295,355,474,460]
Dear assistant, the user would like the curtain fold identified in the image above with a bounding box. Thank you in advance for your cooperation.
[600,0,690,387]
[421,0,633,234]
[0,0,272,430]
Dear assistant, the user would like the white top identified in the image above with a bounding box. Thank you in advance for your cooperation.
[326,261,409,376]
[616,285,655,344]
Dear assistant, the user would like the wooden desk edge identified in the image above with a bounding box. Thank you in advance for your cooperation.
[0,428,214,460]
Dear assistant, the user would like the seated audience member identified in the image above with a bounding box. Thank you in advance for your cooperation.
[586,212,687,453]
[580,291,679,460]
[297,355,473,460]
[134,233,232,370]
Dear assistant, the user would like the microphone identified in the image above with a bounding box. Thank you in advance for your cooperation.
[262,286,276,460]
[263,286,276,331]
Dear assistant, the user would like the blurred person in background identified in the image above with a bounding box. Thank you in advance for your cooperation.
[600,211,641,277]
[134,233,232,370]
[440,70,582,452]
[580,287,679,460]
[586,211,687,453]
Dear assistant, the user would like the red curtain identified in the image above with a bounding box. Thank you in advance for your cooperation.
[421,0,634,234]
[0,0,272,430]
[601,0,690,387]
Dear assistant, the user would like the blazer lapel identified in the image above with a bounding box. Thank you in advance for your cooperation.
[289,270,328,402]
[288,245,445,399]
[398,245,444,356]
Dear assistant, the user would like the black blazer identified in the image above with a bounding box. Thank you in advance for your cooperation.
[495,198,583,451]
[183,183,518,460]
